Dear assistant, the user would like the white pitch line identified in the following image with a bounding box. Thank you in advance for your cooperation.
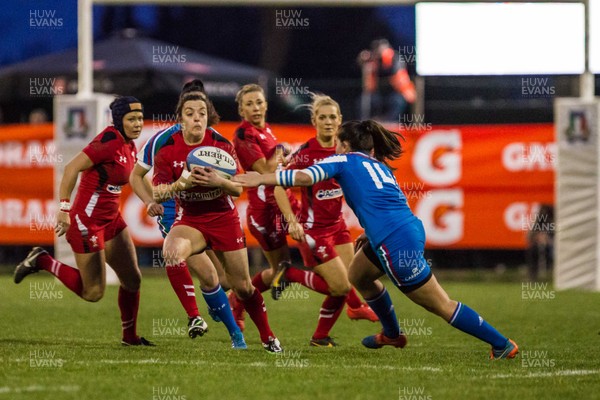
[489,369,600,379]
[8,357,444,373]
[0,385,80,395]
[60,358,442,372]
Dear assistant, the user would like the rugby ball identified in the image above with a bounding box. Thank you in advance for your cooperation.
[186,146,237,179]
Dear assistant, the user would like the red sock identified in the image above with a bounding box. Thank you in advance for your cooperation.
[118,287,140,343]
[36,254,83,297]
[241,288,274,343]
[313,295,346,340]
[251,271,269,293]
[166,262,199,318]
[284,268,330,295]
[345,287,363,309]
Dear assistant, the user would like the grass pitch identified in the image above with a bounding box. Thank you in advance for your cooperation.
[0,271,599,400]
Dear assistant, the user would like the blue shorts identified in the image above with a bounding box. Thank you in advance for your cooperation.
[373,218,432,291]
[157,200,176,239]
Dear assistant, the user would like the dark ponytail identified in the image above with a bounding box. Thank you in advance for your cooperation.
[337,120,404,166]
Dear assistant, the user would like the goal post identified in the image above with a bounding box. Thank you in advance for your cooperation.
[554,97,600,291]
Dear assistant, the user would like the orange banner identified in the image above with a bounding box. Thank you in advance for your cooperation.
[0,122,554,249]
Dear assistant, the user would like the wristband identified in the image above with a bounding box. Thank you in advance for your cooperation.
[179,170,192,188]
[276,170,297,187]
[59,201,71,212]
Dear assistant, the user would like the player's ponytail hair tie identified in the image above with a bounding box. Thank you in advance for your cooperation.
[110,96,143,135]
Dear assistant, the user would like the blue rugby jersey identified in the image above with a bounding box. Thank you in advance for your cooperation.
[301,152,417,247]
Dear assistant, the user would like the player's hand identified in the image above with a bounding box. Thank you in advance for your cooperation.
[146,201,164,217]
[288,221,305,242]
[354,233,369,253]
[55,211,70,237]
[232,171,262,188]
[275,143,292,167]
[191,166,224,187]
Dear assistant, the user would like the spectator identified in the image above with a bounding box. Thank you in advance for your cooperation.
[357,39,416,122]
[526,204,554,281]
[29,108,49,124]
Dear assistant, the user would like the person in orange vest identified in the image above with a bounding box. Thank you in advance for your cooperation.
[358,39,416,121]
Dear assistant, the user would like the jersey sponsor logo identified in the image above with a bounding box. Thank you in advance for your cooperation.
[118,155,127,163]
[315,188,343,200]
[106,184,122,194]
[173,161,185,168]
[179,188,223,201]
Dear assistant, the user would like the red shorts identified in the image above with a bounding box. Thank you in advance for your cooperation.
[246,204,291,251]
[298,221,352,268]
[173,211,246,252]
[66,212,127,254]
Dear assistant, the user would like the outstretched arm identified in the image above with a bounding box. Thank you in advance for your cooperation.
[233,170,314,188]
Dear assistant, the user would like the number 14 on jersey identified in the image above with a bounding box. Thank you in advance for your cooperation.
[362,161,398,189]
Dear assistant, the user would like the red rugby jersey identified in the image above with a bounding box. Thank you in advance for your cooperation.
[71,127,136,221]
[153,129,240,217]
[233,120,290,209]
[287,137,344,230]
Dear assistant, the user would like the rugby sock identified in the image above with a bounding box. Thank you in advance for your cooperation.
[449,302,508,349]
[312,295,346,340]
[166,262,200,318]
[118,287,140,343]
[36,253,83,297]
[251,272,270,293]
[345,288,363,309]
[365,288,400,338]
[202,285,240,335]
[284,268,329,295]
[241,288,274,343]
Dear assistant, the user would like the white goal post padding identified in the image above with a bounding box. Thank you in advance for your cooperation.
[554,97,600,291]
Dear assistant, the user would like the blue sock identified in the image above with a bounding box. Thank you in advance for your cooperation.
[202,285,240,336]
[449,302,508,349]
[366,288,400,338]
